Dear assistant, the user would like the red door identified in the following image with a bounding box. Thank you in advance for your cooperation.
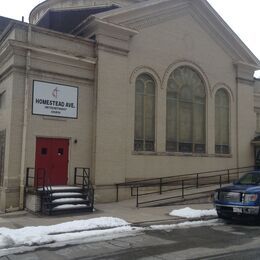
[35,138,69,186]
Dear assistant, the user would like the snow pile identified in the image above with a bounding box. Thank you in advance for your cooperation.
[0,217,130,249]
[169,207,217,219]
[151,219,219,230]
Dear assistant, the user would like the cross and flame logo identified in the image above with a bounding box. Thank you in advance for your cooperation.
[52,87,59,98]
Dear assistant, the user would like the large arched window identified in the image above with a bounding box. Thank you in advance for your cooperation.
[215,89,229,154]
[134,74,155,151]
[166,66,206,153]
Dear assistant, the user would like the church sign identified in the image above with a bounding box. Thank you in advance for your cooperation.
[32,81,78,119]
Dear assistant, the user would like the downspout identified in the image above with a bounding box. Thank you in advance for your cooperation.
[91,39,98,188]
[19,24,32,209]
[235,66,239,170]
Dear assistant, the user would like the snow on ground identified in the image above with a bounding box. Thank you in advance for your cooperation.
[0,215,221,257]
[169,207,217,219]
[0,217,130,249]
[37,186,82,191]
[0,225,143,257]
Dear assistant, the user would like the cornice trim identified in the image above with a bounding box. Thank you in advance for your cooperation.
[94,0,260,67]
[8,40,97,65]
[129,65,162,88]
[212,83,234,102]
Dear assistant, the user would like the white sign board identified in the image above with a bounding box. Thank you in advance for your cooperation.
[32,81,78,119]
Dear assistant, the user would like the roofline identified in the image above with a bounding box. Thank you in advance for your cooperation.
[92,0,260,67]
[201,0,260,66]
[29,0,137,24]
[0,19,95,47]
[29,0,52,24]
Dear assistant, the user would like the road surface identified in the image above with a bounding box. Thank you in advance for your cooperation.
[2,219,260,259]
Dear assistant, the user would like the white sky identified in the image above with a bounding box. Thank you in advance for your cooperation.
[0,0,259,75]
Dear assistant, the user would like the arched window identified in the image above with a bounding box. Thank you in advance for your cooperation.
[166,66,206,153]
[215,89,229,154]
[134,74,155,151]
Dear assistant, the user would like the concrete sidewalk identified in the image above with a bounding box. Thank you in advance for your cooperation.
[0,198,216,229]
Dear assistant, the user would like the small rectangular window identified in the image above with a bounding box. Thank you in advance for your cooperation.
[58,148,64,156]
[195,144,205,153]
[166,141,177,152]
[179,143,192,153]
[215,145,229,155]
[41,148,47,155]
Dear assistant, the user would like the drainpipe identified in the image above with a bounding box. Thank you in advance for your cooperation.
[19,24,32,209]
[235,66,239,171]
[91,40,98,188]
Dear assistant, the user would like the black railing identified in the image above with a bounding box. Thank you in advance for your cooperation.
[41,180,53,214]
[25,167,35,188]
[115,166,254,207]
[25,167,47,189]
[25,167,94,214]
[74,167,94,209]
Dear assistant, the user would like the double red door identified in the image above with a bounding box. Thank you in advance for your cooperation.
[35,138,69,186]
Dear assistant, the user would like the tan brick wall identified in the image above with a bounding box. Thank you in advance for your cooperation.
[0,25,96,210]
[94,13,244,191]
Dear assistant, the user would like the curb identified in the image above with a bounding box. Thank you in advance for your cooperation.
[132,215,218,227]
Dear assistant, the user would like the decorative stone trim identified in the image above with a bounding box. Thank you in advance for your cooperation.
[162,59,211,96]
[122,4,189,31]
[235,61,259,83]
[212,83,234,102]
[129,66,162,88]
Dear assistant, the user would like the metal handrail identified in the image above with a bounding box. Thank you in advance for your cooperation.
[25,167,35,187]
[116,166,254,202]
[117,166,253,187]
[137,189,214,207]
[135,169,253,207]
[74,167,94,209]
[25,167,47,189]
[36,168,47,189]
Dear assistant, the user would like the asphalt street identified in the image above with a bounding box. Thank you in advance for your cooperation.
[2,219,260,260]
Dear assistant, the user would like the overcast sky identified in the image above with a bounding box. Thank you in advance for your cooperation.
[1,0,259,76]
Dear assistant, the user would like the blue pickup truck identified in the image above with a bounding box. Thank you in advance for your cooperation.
[214,171,260,220]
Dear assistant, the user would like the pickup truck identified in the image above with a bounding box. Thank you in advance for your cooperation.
[213,171,260,220]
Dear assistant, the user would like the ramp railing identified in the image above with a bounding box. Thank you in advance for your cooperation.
[115,166,254,207]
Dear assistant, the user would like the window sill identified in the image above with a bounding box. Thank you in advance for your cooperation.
[132,151,157,156]
[132,151,232,158]
[164,152,208,157]
[42,116,67,121]
[214,153,232,158]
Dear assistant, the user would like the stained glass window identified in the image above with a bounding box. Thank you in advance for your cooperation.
[166,66,206,153]
[215,89,230,154]
[134,74,155,151]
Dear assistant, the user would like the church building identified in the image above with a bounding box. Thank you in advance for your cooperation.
[0,0,259,212]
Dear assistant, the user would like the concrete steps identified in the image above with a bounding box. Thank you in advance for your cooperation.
[40,186,93,215]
